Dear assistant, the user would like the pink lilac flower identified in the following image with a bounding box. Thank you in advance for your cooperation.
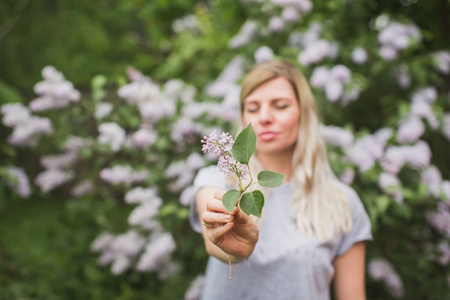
[320,124,354,147]
[411,87,437,103]
[136,232,176,273]
[345,134,386,172]
[8,116,53,147]
[35,168,74,192]
[396,116,424,143]
[138,98,176,121]
[64,135,93,152]
[325,81,343,102]
[379,172,403,203]
[91,233,115,252]
[71,179,94,197]
[410,100,439,130]
[95,102,113,120]
[207,56,244,98]
[98,122,126,151]
[281,6,301,22]
[132,128,157,149]
[254,46,275,63]
[339,168,355,185]
[432,51,450,74]
[229,21,257,48]
[420,166,442,197]
[1,103,31,127]
[5,166,31,198]
[267,17,284,32]
[426,202,450,238]
[201,131,249,180]
[170,117,201,144]
[436,241,450,266]
[30,66,80,111]
[368,258,404,299]
[118,78,160,104]
[180,185,195,206]
[298,40,334,66]
[351,47,368,64]
[184,275,206,300]
[128,199,162,229]
[124,187,158,204]
[441,181,450,201]
[394,65,411,89]
[172,14,198,33]
[100,165,148,186]
[40,152,77,169]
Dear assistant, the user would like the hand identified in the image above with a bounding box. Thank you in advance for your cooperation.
[202,190,259,259]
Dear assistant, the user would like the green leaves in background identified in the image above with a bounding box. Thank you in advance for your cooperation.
[257,171,285,188]
[232,123,256,165]
[240,190,264,217]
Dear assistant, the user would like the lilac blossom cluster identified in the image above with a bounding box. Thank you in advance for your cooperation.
[380,141,431,174]
[254,46,275,63]
[263,0,313,32]
[377,22,421,61]
[98,122,126,151]
[344,128,393,172]
[201,131,249,181]
[92,184,177,278]
[426,201,450,239]
[319,124,354,147]
[378,172,403,203]
[29,66,81,112]
[172,14,199,33]
[35,149,79,193]
[1,103,53,147]
[431,51,450,75]
[393,64,411,89]
[3,166,31,198]
[368,258,404,299]
[100,165,149,186]
[228,20,258,49]
[184,275,206,300]
[165,152,205,196]
[310,65,359,105]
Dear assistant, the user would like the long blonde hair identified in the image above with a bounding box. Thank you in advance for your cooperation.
[236,61,352,241]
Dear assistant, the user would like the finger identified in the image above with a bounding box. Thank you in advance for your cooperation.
[214,190,226,201]
[202,211,234,225]
[207,222,234,244]
[206,197,233,214]
[232,206,253,225]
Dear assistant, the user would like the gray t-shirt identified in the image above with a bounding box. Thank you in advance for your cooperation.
[190,166,373,300]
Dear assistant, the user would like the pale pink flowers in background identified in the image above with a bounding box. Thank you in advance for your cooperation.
[29,66,81,112]
[368,258,404,299]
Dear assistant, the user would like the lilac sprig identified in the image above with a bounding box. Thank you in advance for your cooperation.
[201,131,249,182]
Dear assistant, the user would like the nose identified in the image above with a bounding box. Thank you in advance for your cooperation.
[258,105,274,124]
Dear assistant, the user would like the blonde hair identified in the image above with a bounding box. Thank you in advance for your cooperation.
[235,61,352,241]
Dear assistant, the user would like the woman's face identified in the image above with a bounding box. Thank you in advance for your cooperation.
[242,77,300,156]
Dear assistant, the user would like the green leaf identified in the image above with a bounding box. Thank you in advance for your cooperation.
[222,189,240,212]
[257,171,285,188]
[232,123,256,164]
[239,190,264,217]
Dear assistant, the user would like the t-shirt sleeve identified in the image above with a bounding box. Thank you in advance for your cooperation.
[189,166,229,233]
[336,183,373,256]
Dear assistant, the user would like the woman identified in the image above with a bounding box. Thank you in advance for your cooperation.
[190,61,372,300]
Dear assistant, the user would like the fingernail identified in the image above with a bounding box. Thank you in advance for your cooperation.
[224,215,232,221]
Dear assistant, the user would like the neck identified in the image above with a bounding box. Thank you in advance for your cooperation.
[256,149,294,182]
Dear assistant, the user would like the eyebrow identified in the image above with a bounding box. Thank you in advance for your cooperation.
[244,97,293,104]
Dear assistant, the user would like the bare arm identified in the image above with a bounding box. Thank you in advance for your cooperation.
[195,187,259,264]
[333,241,367,300]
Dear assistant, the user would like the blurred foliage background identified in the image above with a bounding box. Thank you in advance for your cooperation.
[0,0,449,299]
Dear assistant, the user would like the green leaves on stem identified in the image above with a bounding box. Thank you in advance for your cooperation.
[232,123,256,165]
[221,124,285,217]
[257,171,285,188]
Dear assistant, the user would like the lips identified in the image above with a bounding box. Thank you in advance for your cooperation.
[258,131,277,141]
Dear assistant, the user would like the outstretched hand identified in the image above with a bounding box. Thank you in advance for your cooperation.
[201,190,259,259]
